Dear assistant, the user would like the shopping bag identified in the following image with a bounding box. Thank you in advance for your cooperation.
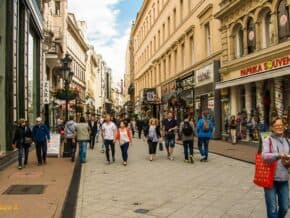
[253,138,277,188]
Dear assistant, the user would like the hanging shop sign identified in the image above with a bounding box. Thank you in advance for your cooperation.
[240,55,290,77]
[43,81,50,104]
[195,63,214,87]
[143,88,159,104]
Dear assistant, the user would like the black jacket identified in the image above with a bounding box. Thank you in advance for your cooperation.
[13,126,25,148]
[88,121,98,135]
[144,125,161,138]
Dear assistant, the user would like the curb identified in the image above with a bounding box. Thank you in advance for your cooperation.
[61,158,82,218]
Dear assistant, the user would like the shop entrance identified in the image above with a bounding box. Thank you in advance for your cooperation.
[263,80,271,128]
[200,95,208,113]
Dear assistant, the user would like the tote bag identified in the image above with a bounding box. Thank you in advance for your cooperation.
[253,138,277,188]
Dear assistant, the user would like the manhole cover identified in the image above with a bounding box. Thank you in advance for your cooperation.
[134,209,149,214]
[3,185,46,195]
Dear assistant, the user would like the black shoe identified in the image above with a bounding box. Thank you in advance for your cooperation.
[38,162,42,166]
[112,158,115,162]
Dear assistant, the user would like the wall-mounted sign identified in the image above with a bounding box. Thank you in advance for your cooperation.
[240,55,290,77]
[143,88,158,103]
[195,63,214,87]
[43,81,50,104]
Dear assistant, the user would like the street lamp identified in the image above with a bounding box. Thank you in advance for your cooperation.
[61,54,73,122]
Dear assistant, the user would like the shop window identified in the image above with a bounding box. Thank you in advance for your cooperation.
[235,25,244,58]
[262,11,272,48]
[277,0,290,42]
[247,18,256,54]
[239,87,246,111]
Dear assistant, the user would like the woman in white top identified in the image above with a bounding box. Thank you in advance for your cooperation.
[115,121,132,166]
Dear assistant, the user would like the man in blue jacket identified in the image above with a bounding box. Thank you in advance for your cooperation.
[32,117,50,165]
[196,111,213,162]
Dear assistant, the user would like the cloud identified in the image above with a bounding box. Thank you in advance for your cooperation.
[68,0,131,86]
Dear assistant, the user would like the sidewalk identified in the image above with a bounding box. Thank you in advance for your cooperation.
[177,139,258,164]
[0,149,76,218]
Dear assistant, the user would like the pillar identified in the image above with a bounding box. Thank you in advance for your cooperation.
[256,81,264,124]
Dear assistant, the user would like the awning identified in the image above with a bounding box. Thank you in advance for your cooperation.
[216,66,290,90]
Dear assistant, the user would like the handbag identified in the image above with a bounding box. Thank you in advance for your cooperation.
[159,142,163,151]
[253,138,278,188]
[24,137,33,144]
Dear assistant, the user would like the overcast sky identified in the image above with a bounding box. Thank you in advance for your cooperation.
[68,0,143,87]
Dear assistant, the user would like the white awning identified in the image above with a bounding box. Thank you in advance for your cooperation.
[216,66,290,90]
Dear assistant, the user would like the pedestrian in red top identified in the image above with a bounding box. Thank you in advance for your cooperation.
[115,120,132,166]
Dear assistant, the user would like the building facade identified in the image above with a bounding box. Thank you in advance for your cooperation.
[0,0,43,153]
[215,0,290,142]
[132,0,222,137]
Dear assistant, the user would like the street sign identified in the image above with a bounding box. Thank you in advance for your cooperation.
[43,81,50,104]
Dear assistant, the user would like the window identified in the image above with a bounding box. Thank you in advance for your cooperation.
[181,43,185,70]
[247,18,256,54]
[173,8,177,30]
[235,26,244,58]
[158,63,161,84]
[174,49,177,73]
[163,59,166,81]
[162,23,165,42]
[154,36,156,52]
[277,0,290,42]
[180,0,183,22]
[168,16,171,36]
[55,1,61,16]
[262,11,272,48]
[190,36,195,64]
[205,23,211,56]
[158,30,161,47]
[168,55,171,77]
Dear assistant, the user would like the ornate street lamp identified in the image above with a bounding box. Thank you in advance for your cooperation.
[61,54,73,122]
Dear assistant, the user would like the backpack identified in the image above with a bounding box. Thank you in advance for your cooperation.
[202,119,210,132]
[182,121,193,136]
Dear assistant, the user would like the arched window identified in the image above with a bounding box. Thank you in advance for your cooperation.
[247,18,256,54]
[234,25,244,58]
[262,11,272,48]
[277,0,290,42]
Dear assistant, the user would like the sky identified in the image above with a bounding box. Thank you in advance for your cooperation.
[68,0,143,87]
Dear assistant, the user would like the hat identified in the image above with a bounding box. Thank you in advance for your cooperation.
[36,117,42,122]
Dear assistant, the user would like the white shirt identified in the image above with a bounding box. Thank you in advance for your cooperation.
[120,129,130,144]
[102,122,117,140]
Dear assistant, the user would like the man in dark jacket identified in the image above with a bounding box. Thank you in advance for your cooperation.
[32,117,50,165]
[88,116,98,149]
[136,118,144,139]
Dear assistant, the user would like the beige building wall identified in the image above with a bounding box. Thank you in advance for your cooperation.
[132,0,222,100]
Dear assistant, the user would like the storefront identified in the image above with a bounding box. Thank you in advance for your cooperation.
[176,73,195,122]
[141,88,160,119]
[195,60,221,139]
[217,55,290,141]
[161,81,177,120]
[2,0,43,152]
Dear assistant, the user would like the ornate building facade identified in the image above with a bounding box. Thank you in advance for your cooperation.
[215,0,290,141]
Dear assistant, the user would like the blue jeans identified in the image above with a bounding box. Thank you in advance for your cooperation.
[79,141,87,162]
[183,140,193,160]
[120,142,129,161]
[198,137,209,160]
[264,181,289,218]
[165,137,175,148]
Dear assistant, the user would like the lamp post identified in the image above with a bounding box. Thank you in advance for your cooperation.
[61,54,73,122]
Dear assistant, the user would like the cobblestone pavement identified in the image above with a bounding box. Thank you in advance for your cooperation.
[76,138,271,218]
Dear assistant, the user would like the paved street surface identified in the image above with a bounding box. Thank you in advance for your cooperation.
[76,138,271,218]
[0,149,76,218]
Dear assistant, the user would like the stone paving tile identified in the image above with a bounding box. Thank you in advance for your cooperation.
[76,138,270,218]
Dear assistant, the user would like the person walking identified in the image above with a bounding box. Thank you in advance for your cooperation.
[229,115,237,144]
[115,120,132,166]
[101,114,117,164]
[12,119,26,169]
[23,120,33,166]
[130,118,136,138]
[32,117,50,165]
[145,118,161,161]
[162,111,178,160]
[76,117,90,163]
[136,118,144,139]
[262,117,290,218]
[88,116,98,149]
[64,116,77,162]
[179,115,195,163]
[196,111,213,162]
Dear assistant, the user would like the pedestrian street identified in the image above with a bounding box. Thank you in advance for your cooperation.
[76,138,269,218]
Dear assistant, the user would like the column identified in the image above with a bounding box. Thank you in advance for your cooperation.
[256,81,264,124]
[271,12,279,44]
[243,27,248,55]
[274,78,283,116]
[230,86,238,116]
[245,84,252,115]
